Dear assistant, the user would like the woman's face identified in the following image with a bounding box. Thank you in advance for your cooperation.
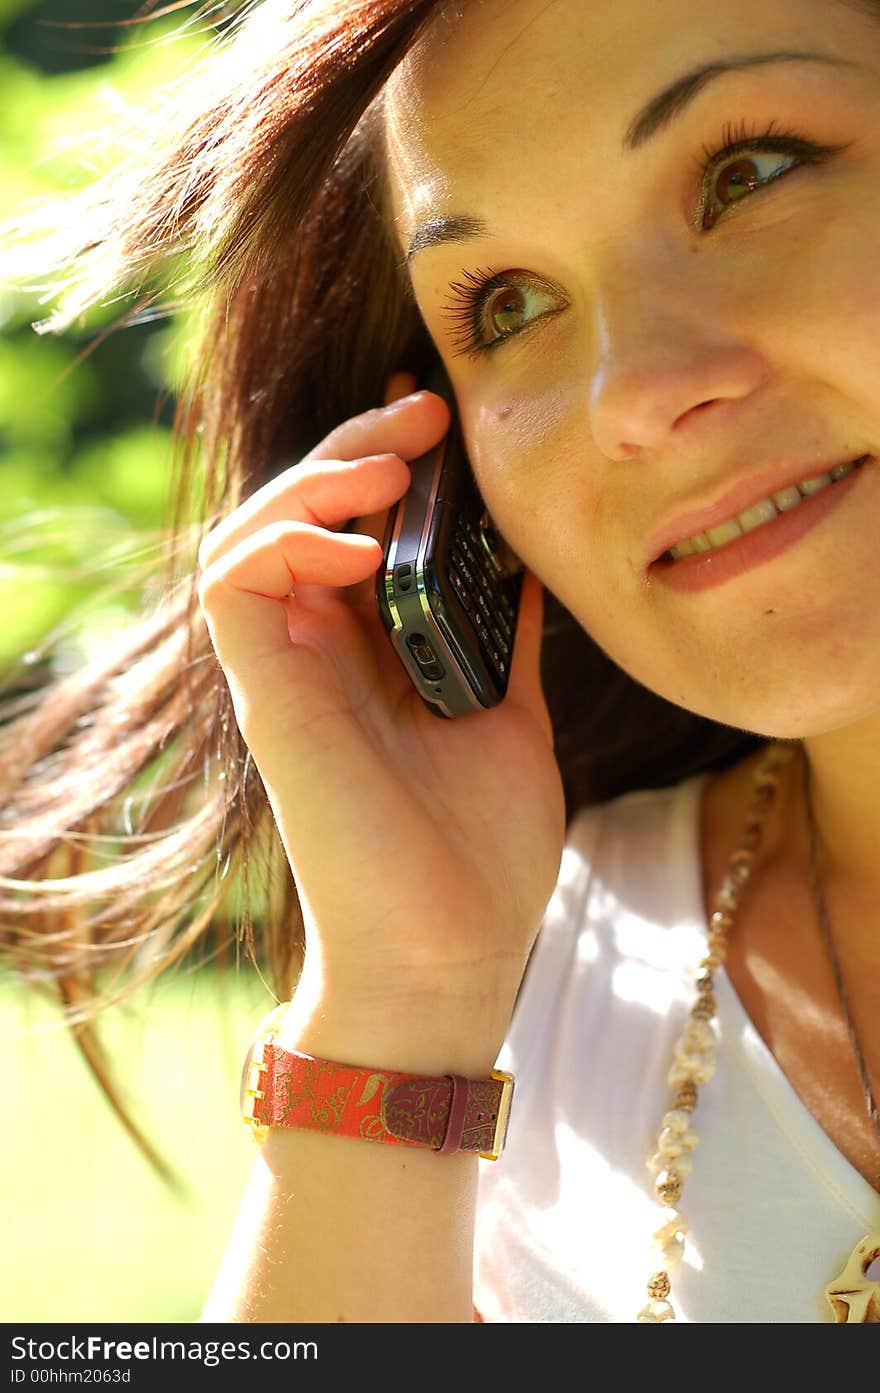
[382,0,880,738]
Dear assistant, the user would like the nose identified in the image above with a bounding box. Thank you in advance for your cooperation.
[587,257,769,462]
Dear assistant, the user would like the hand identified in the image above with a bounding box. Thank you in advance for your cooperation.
[197,370,566,1066]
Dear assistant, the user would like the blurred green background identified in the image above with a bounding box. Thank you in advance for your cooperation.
[1,1,275,1322]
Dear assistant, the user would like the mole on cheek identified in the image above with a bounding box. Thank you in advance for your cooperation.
[496,404,512,421]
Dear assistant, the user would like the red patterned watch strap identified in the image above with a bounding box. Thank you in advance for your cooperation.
[249,1043,513,1159]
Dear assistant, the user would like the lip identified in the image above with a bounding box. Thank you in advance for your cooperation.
[647,455,871,593]
[645,455,871,566]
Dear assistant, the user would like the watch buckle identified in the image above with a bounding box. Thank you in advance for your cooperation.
[478,1069,514,1161]
[241,1002,288,1145]
[241,1044,269,1144]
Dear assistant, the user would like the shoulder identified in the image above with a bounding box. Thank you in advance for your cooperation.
[556,768,710,928]
[510,769,712,1019]
[497,765,716,1088]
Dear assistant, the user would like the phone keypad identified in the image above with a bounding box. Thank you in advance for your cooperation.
[447,517,517,684]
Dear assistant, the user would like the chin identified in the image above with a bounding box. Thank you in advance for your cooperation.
[622,609,880,736]
[654,679,880,743]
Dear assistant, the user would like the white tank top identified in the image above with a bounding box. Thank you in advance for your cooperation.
[472,771,879,1322]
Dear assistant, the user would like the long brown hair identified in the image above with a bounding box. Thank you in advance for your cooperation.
[0,0,760,1188]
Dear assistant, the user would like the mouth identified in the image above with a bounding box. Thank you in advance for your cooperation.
[649,455,871,565]
[647,454,872,592]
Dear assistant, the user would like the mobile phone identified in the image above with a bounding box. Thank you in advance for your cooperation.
[375,360,524,718]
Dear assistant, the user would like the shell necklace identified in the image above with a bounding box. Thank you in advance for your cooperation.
[637,738,880,1322]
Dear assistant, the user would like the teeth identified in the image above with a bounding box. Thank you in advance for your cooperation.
[797,472,833,496]
[664,457,866,561]
[736,497,778,532]
[704,517,744,547]
[771,484,802,511]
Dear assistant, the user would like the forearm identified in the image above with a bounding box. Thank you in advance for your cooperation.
[201,987,503,1324]
[200,1126,480,1323]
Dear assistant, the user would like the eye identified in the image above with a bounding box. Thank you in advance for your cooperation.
[696,119,847,230]
[440,267,566,361]
[703,147,800,227]
[701,142,806,230]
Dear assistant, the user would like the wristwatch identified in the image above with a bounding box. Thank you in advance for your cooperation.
[240,1002,515,1161]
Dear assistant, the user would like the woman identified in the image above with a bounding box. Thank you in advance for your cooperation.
[3,0,879,1322]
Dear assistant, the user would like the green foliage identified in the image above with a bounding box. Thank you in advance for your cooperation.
[0,334,101,451]
[0,0,37,27]
[71,424,176,527]
[0,14,263,1324]
[0,1,206,671]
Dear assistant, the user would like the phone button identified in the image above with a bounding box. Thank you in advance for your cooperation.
[406,633,435,662]
[491,623,509,656]
[456,555,475,588]
[406,633,446,680]
[394,562,413,593]
[487,646,506,680]
[497,605,514,637]
[449,569,473,612]
[474,590,492,623]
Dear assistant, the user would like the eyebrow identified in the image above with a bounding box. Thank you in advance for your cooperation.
[404,49,857,264]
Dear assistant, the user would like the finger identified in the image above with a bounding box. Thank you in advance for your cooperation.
[306,387,449,465]
[198,523,382,671]
[201,521,382,605]
[199,382,449,571]
[343,370,434,554]
[198,453,411,571]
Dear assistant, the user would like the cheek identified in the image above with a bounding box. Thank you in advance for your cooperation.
[464,380,601,555]
[463,383,640,646]
[806,218,880,402]
[764,178,880,388]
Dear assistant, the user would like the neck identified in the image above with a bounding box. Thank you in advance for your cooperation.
[800,718,880,887]
[779,715,880,968]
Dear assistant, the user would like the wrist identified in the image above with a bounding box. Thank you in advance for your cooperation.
[273,961,518,1078]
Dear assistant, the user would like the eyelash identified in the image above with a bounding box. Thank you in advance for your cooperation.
[441,118,844,362]
[692,116,840,228]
